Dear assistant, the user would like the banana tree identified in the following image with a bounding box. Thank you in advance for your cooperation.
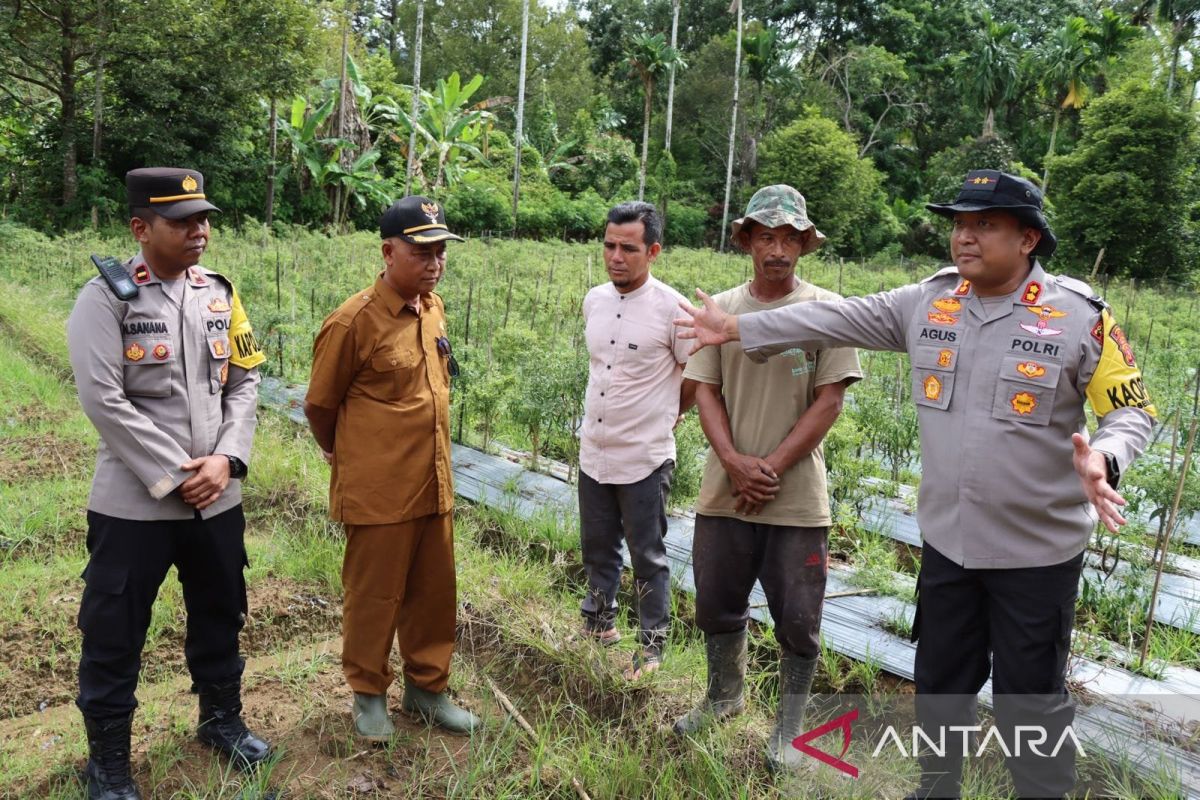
[398,72,497,190]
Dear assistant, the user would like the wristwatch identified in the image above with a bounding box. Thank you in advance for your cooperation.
[225,455,248,480]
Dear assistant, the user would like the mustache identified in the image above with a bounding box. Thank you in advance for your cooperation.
[764,259,791,268]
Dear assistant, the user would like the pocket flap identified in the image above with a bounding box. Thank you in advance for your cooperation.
[371,348,417,372]
[913,344,959,371]
[82,563,128,595]
[999,355,1062,386]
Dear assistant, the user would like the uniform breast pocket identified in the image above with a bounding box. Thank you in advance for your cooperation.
[121,339,174,398]
[207,334,232,393]
[991,355,1062,426]
[366,347,420,399]
[911,345,958,411]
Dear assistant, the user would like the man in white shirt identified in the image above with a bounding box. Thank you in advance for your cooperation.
[578,201,695,679]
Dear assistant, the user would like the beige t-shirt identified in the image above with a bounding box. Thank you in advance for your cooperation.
[683,281,863,526]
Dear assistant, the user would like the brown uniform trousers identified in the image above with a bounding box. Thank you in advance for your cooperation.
[342,512,456,694]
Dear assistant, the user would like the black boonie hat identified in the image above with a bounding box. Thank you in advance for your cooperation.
[126,167,220,219]
[379,196,464,243]
[927,169,1057,258]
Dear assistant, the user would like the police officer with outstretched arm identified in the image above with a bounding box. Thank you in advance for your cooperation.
[676,171,1155,798]
[67,168,271,799]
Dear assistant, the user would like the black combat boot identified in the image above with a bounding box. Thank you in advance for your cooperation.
[82,713,142,800]
[195,679,273,770]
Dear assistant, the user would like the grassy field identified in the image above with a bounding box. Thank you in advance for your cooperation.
[0,221,1197,797]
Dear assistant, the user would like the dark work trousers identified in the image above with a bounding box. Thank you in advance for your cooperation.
[692,514,829,659]
[912,543,1083,799]
[76,506,248,720]
[578,460,674,654]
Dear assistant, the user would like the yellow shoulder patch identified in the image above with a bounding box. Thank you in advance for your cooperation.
[228,287,266,370]
[1086,309,1156,419]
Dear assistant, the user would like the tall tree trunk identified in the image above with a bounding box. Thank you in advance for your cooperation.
[90,0,105,227]
[1041,106,1060,192]
[333,19,348,227]
[60,7,79,206]
[512,0,529,233]
[982,106,995,138]
[404,0,425,195]
[265,96,278,225]
[638,78,652,201]
[719,0,743,252]
[387,0,398,59]
[664,0,681,154]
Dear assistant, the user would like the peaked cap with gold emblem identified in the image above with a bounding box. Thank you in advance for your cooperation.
[379,195,464,244]
[126,167,220,219]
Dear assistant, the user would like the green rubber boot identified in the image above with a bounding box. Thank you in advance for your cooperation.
[671,630,748,736]
[401,680,480,735]
[765,651,819,772]
[352,693,395,741]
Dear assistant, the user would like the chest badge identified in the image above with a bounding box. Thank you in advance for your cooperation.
[1011,391,1038,415]
[1016,361,1046,379]
[125,342,146,362]
[207,296,231,313]
[937,349,953,368]
[1019,305,1066,337]
[220,362,229,385]
[152,343,170,361]
[923,374,943,401]
[932,298,962,314]
[927,311,959,326]
[212,338,228,357]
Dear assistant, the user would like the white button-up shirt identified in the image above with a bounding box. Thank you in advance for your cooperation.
[579,275,691,484]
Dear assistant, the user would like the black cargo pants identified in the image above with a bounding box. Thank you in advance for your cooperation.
[76,506,248,720]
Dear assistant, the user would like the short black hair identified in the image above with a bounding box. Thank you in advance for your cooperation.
[605,201,662,247]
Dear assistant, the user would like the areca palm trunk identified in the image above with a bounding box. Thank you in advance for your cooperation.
[664,0,681,154]
[1042,106,1061,192]
[719,0,744,252]
[512,0,530,231]
[405,0,425,195]
[638,77,652,201]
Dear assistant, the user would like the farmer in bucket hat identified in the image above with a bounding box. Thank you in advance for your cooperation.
[672,185,862,774]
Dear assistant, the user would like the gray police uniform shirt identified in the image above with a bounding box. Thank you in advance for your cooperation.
[738,261,1156,569]
[67,253,262,521]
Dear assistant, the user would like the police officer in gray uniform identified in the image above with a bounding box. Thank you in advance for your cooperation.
[67,168,272,800]
[677,170,1155,798]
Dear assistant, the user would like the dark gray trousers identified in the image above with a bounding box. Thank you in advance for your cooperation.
[578,460,673,653]
[693,514,828,659]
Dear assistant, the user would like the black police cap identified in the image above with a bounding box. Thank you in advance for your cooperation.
[379,196,464,244]
[927,169,1057,258]
[126,167,220,219]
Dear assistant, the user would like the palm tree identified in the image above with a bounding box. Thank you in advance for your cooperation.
[664,0,682,154]
[626,32,686,201]
[404,0,425,195]
[512,0,530,230]
[1086,9,1142,95]
[959,12,1020,138]
[719,0,743,253]
[1153,0,1199,98]
[1039,17,1098,190]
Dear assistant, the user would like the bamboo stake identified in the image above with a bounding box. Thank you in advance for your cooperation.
[1139,416,1198,666]
[482,675,593,800]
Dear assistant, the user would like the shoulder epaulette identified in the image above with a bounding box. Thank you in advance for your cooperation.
[1055,274,1107,312]
[920,265,960,284]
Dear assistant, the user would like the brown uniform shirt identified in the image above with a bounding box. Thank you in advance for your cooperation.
[306,275,454,525]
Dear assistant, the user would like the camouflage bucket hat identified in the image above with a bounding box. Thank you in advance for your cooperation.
[731,185,827,256]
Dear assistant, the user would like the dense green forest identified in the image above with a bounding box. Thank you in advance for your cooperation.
[1,0,1198,281]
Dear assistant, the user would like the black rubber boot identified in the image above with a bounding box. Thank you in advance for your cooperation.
[195,679,273,770]
[672,629,748,735]
[83,713,142,800]
[765,650,820,772]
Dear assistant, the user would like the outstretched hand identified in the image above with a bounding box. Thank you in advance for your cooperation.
[1072,433,1126,533]
[675,289,739,355]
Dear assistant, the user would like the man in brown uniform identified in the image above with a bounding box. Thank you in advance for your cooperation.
[304,196,477,739]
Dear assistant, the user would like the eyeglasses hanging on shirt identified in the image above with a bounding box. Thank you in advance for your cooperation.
[435,336,460,379]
